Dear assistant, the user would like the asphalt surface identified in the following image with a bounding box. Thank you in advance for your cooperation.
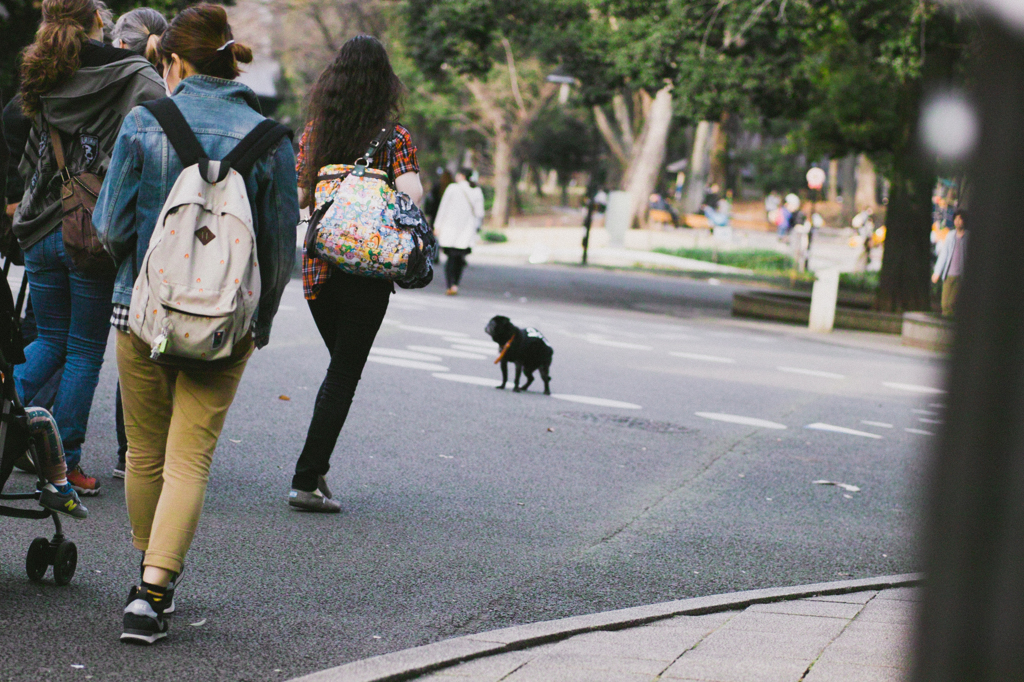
[0,263,943,681]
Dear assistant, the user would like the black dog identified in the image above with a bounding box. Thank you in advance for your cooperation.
[485,315,553,394]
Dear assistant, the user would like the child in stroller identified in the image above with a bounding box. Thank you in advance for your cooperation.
[0,259,87,585]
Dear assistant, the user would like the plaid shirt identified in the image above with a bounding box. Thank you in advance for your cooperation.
[297,123,420,300]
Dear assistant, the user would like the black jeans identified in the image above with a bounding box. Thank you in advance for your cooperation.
[115,382,127,459]
[291,272,391,492]
[443,248,470,288]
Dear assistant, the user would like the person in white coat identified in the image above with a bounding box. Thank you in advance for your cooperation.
[434,167,485,295]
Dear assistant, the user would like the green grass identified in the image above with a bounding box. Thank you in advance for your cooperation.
[652,246,880,292]
[481,231,508,243]
[654,247,798,272]
[839,271,880,292]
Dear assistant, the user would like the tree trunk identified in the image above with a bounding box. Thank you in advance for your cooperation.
[490,133,513,230]
[684,120,713,214]
[708,113,729,188]
[623,85,673,228]
[510,163,524,216]
[840,154,857,226]
[827,158,839,202]
[876,159,934,312]
[855,154,879,211]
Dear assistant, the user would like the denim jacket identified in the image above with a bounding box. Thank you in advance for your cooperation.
[93,76,299,348]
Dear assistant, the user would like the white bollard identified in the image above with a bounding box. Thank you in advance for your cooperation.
[604,191,631,248]
[809,268,840,333]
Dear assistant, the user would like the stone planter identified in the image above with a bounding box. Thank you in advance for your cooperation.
[732,290,904,334]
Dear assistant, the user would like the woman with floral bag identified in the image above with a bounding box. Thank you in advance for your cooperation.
[289,35,423,513]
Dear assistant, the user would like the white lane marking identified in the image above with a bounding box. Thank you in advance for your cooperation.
[367,357,449,372]
[553,394,641,409]
[884,382,946,395]
[805,423,883,439]
[408,345,488,360]
[912,409,938,415]
[399,325,467,337]
[778,367,845,379]
[695,413,787,429]
[861,421,894,428]
[671,352,736,364]
[433,373,498,387]
[919,418,944,425]
[278,305,297,311]
[446,337,495,348]
[586,337,653,351]
[452,344,498,355]
[929,403,946,409]
[905,428,935,436]
[370,348,443,362]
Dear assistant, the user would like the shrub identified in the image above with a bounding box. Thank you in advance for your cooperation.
[656,247,797,271]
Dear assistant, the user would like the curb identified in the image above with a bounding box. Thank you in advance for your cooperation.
[288,572,922,682]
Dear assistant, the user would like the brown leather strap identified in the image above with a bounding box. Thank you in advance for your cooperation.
[48,123,67,175]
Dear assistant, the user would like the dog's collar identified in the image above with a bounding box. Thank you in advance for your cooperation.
[495,338,514,364]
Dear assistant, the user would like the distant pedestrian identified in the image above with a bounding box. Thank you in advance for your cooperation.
[11,0,165,497]
[289,35,423,513]
[424,168,453,226]
[435,167,485,295]
[94,3,298,643]
[932,209,967,317]
[765,191,781,228]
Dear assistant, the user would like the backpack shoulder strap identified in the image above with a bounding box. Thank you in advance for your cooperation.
[222,119,292,179]
[142,98,206,168]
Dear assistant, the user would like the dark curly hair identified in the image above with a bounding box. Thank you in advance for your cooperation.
[302,35,403,190]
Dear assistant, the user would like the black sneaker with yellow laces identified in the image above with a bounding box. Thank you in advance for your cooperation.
[121,582,170,644]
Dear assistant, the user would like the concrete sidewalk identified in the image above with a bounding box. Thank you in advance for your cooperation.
[292,575,919,682]
[469,225,873,274]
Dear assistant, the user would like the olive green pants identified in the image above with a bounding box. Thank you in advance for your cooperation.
[941,275,961,318]
[116,332,248,574]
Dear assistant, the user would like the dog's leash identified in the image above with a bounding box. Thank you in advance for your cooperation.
[494,338,514,364]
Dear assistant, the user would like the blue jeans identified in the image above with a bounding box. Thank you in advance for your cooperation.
[15,229,114,470]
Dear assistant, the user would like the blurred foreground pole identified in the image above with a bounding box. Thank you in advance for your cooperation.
[912,11,1024,682]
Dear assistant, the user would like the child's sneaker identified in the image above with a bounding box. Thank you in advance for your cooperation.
[67,466,101,496]
[113,454,126,480]
[38,482,88,519]
[121,584,170,644]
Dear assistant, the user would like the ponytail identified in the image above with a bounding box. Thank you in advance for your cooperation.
[111,7,168,68]
[159,4,252,80]
[20,0,99,116]
[144,33,161,66]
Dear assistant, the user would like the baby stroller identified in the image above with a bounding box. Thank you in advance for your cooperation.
[0,253,78,585]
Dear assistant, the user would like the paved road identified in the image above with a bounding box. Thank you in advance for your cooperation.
[0,264,943,681]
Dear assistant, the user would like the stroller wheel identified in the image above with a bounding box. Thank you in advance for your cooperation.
[53,541,77,586]
[26,537,49,582]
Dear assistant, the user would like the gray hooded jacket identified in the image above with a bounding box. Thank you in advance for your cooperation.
[12,40,164,249]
